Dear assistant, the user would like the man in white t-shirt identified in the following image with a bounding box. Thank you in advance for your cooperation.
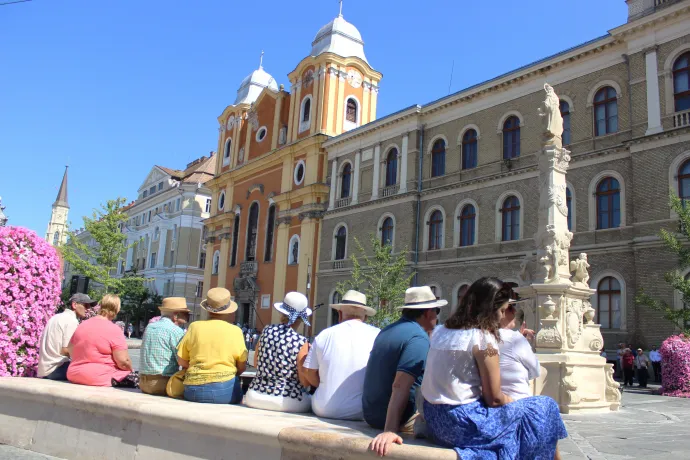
[303,290,379,420]
[37,293,95,380]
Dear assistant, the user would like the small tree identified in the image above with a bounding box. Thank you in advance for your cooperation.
[336,234,414,328]
[636,193,690,336]
[118,269,152,327]
[60,198,143,294]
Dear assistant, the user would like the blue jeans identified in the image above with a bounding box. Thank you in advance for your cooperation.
[184,377,242,404]
[44,361,70,381]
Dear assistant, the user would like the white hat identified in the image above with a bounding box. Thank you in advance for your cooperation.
[330,290,376,317]
[274,292,312,326]
[397,286,448,310]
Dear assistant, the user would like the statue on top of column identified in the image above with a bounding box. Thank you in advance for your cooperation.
[538,83,564,146]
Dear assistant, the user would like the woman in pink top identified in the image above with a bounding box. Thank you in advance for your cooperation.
[67,294,137,387]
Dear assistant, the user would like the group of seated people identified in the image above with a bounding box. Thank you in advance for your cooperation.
[37,278,567,459]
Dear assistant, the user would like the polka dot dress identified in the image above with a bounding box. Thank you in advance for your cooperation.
[249,324,308,401]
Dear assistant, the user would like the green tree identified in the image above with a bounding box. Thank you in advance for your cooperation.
[336,234,414,328]
[60,198,143,293]
[636,193,690,336]
[118,269,153,325]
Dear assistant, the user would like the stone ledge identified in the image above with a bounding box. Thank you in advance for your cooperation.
[0,378,454,460]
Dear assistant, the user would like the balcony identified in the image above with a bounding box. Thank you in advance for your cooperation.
[240,261,258,276]
[333,260,346,270]
[335,197,351,209]
[381,185,398,198]
[673,109,690,129]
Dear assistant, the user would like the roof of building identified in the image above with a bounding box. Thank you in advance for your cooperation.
[154,153,216,186]
[53,166,69,208]
[311,13,367,63]
[234,65,279,106]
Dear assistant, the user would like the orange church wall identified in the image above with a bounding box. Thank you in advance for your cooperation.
[321,72,332,131]
[248,96,276,161]
[292,155,307,191]
[284,223,301,294]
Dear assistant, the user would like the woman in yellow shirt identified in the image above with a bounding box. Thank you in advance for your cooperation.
[177,288,248,404]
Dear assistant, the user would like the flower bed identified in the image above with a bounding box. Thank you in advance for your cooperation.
[660,334,690,398]
[0,227,61,377]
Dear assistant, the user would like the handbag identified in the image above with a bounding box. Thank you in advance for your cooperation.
[166,369,186,399]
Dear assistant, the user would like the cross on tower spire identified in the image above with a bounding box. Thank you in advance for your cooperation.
[259,50,264,69]
[338,0,343,17]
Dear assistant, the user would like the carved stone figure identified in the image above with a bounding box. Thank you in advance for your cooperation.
[604,364,622,404]
[538,83,564,139]
[278,126,287,145]
[566,299,584,348]
[570,253,590,286]
[291,240,299,264]
[518,254,533,286]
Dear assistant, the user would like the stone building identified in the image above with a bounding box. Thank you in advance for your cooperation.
[45,166,69,247]
[201,9,381,330]
[315,0,690,348]
[118,154,215,320]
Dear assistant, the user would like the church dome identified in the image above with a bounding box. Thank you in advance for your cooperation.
[234,66,279,105]
[311,14,367,63]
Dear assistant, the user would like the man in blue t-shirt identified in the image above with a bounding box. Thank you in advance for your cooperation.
[362,286,446,456]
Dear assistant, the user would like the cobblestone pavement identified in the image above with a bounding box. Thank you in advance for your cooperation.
[0,445,63,460]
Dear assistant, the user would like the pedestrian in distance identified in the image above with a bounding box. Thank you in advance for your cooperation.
[649,346,662,383]
[622,348,635,387]
[635,348,650,388]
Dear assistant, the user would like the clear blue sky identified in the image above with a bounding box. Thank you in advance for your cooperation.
[0,0,625,235]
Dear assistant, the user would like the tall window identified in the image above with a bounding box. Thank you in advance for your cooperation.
[230,215,240,266]
[335,226,347,260]
[428,210,443,250]
[462,129,478,169]
[381,217,394,246]
[53,231,59,245]
[459,204,476,247]
[245,203,259,261]
[341,163,352,198]
[199,251,206,269]
[150,252,157,269]
[501,196,521,241]
[212,251,220,275]
[596,177,621,229]
[673,52,690,112]
[566,187,573,231]
[385,149,398,187]
[597,277,621,329]
[594,87,618,136]
[346,98,357,123]
[503,116,521,159]
[224,138,232,165]
[205,198,212,213]
[560,101,571,145]
[264,205,276,262]
[302,98,311,122]
[431,139,446,177]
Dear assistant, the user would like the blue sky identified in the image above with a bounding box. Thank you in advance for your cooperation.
[0,0,625,235]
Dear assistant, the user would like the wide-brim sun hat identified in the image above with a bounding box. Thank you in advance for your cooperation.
[158,297,191,313]
[200,287,238,315]
[396,286,448,310]
[274,291,312,326]
[331,290,376,317]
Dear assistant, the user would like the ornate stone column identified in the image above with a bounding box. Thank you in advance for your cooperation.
[352,150,361,204]
[515,84,621,414]
[400,134,409,193]
[372,144,381,200]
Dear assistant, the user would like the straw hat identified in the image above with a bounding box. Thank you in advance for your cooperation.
[330,290,376,317]
[200,288,238,315]
[158,297,190,313]
[396,286,448,310]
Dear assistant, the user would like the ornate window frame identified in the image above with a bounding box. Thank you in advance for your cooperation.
[589,270,627,331]
[332,223,349,261]
[453,199,479,247]
[495,190,525,242]
[299,95,313,133]
[423,205,446,251]
[377,212,397,250]
[588,170,626,231]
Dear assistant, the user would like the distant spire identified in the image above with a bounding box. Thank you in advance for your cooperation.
[53,165,69,208]
[259,50,264,69]
[338,0,343,17]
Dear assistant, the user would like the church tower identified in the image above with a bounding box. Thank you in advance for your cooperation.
[45,166,69,246]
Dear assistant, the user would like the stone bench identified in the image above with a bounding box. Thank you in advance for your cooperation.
[0,378,455,460]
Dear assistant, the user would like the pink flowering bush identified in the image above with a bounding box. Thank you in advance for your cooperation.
[660,334,690,398]
[0,227,61,377]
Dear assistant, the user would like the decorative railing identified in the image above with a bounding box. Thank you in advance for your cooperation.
[335,197,351,208]
[673,109,690,129]
[240,261,258,275]
[333,260,345,270]
[381,185,398,198]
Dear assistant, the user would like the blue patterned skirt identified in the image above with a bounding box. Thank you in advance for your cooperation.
[424,396,567,460]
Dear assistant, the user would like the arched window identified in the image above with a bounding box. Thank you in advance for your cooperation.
[53,231,60,246]
[264,205,276,262]
[223,138,232,165]
[431,139,446,177]
[501,196,521,241]
[385,148,398,187]
[302,98,311,123]
[245,202,259,261]
[560,101,571,145]
[428,210,443,250]
[457,284,469,307]
[289,235,300,265]
[594,87,618,136]
[462,129,478,170]
[596,177,621,229]
[341,163,352,198]
[212,250,220,275]
[678,160,690,203]
[566,187,573,231]
[673,52,690,112]
[503,116,521,159]
[335,226,347,260]
[459,204,476,247]
[230,214,240,267]
[346,98,357,123]
[597,276,622,329]
[381,217,394,246]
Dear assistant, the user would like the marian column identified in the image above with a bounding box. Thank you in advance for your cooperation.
[515,84,621,414]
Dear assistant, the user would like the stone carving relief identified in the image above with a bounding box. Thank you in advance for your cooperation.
[302,69,314,88]
[238,147,245,164]
[517,253,535,286]
[246,184,264,199]
[278,126,287,145]
[583,300,595,324]
[604,364,622,404]
[563,366,580,405]
[536,225,572,283]
[227,115,236,130]
[536,326,562,348]
[565,299,584,348]
[570,253,590,286]
[541,295,557,320]
[538,83,564,142]
[247,110,259,131]
[544,183,568,217]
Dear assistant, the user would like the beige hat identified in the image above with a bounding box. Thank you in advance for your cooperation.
[331,290,376,317]
[396,286,448,310]
[200,288,238,315]
[158,297,190,313]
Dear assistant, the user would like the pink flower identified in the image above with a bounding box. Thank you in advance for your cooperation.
[659,334,690,398]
